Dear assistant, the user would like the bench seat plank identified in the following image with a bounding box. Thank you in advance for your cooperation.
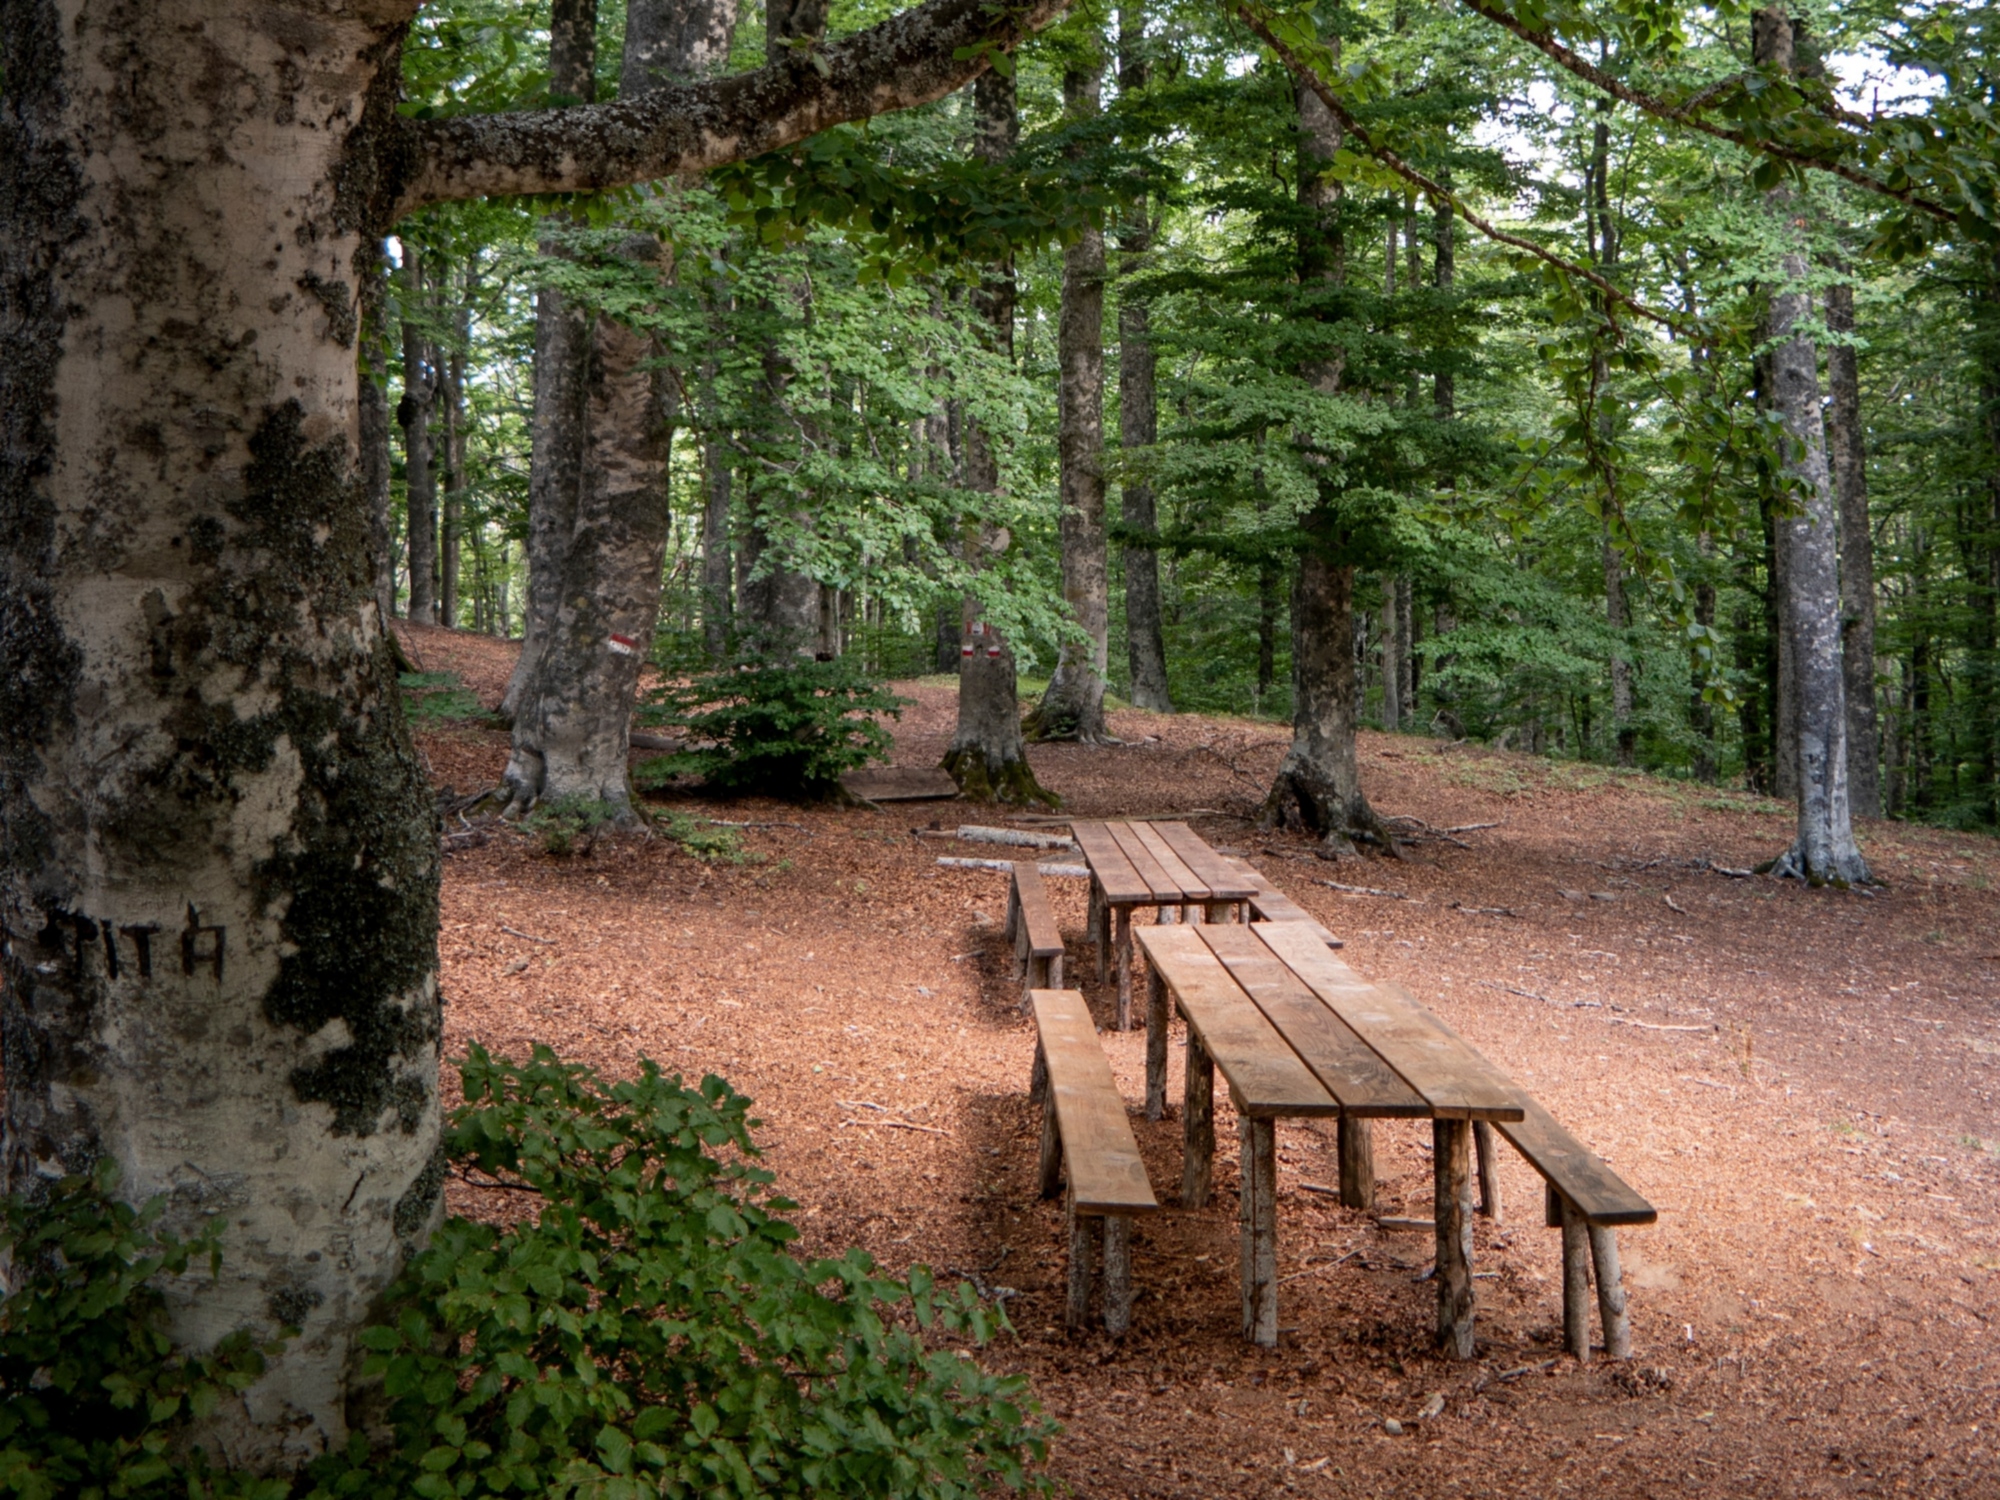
[1011,861,1064,958]
[1136,926,1338,1118]
[1197,925,1427,1118]
[1030,989,1159,1215]
[1223,858,1343,947]
[1106,820,1189,902]
[1154,823,1258,901]
[1254,922,1524,1122]
[1071,821,1151,905]
[1127,820,1211,901]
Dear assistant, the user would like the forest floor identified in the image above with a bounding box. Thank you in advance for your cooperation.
[402,622,1999,1499]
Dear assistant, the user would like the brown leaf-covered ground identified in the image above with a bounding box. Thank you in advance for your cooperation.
[404,623,1999,1499]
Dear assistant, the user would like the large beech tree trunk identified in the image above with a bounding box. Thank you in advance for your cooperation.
[0,0,1070,1473]
[1261,69,1389,851]
[1031,53,1110,742]
[1754,8,1869,885]
[1825,279,1881,819]
[943,68,1052,804]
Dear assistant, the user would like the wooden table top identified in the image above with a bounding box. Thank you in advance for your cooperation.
[1072,820,1258,906]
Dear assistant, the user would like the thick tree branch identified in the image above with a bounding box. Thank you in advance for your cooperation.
[392,0,1067,218]
[1236,5,1683,332]
[1449,0,1953,223]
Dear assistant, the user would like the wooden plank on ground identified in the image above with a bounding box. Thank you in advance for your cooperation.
[1253,922,1524,1122]
[1012,862,1064,958]
[1029,989,1159,1215]
[840,766,960,802]
[1197,925,1427,1118]
[1106,820,1188,903]
[1071,821,1151,905]
[1135,925,1338,1118]
[1154,823,1258,900]
[1127,820,1211,902]
[1223,857,1343,947]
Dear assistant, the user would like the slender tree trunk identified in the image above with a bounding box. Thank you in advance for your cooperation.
[944,67,1052,804]
[1031,52,1110,742]
[701,435,733,658]
[1432,195,1454,418]
[1380,581,1402,730]
[1970,253,2000,827]
[502,0,598,720]
[1585,108,1635,765]
[1754,7,1868,885]
[1261,66,1390,852]
[400,251,438,624]
[1257,561,1279,703]
[1825,279,1880,818]
[1117,3,1171,713]
[439,277,469,629]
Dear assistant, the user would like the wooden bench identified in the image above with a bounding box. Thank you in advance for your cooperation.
[1028,988,1159,1334]
[1222,856,1344,948]
[1003,861,1065,1009]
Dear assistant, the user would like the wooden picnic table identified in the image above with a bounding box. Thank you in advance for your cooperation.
[1070,820,1257,1028]
[1135,917,1654,1356]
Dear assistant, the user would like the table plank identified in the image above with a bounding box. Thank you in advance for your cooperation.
[1253,922,1524,1122]
[1197,925,1427,1117]
[1107,821,1188,903]
[1136,925,1338,1118]
[1071,821,1150,904]
[1127,820,1212,901]
[1154,822,1258,900]
[1030,989,1159,1215]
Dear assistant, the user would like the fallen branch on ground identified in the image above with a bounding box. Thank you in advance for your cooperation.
[839,1118,952,1136]
[1318,880,1412,900]
[914,825,1078,850]
[499,924,555,945]
[705,819,812,834]
[1607,1018,1714,1033]
[935,856,1090,877]
[1452,901,1519,917]
[1279,1249,1360,1284]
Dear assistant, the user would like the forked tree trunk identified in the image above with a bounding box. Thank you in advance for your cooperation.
[1825,279,1881,819]
[1,2,446,1470]
[400,252,438,623]
[1755,7,1869,886]
[1031,53,1110,742]
[944,67,1052,805]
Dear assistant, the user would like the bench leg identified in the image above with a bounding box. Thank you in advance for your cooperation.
[1181,1030,1215,1208]
[1049,953,1063,989]
[1037,1084,1062,1199]
[1474,1120,1502,1223]
[1559,1197,1592,1363]
[1028,1039,1047,1106]
[1004,878,1020,943]
[1434,1118,1475,1359]
[1066,1189,1095,1330]
[1021,952,1047,1013]
[1587,1225,1631,1360]
[1338,1115,1374,1210]
[1145,965,1170,1121]
[1114,906,1134,1030]
[1090,883,1106,982]
[1205,900,1229,924]
[1102,1214,1134,1336]
[1239,1116,1277,1346]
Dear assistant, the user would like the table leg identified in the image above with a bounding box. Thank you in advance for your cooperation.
[1205,900,1229,924]
[1114,906,1134,1029]
[1240,1115,1277,1346]
[1474,1120,1502,1222]
[1028,1038,1047,1106]
[1338,1115,1374,1210]
[1587,1225,1631,1360]
[1559,1196,1592,1362]
[1434,1118,1475,1359]
[1145,964,1170,1121]
[1181,1030,1215,1208]
[1102,1214,1133,1335]
[1066,1189,1095,1330]
[1090,881,1106,982]
[1037,1083,1063,1199]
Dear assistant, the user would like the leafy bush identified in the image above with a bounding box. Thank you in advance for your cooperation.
[309,1046,1052,1499]
[0,1162,283,1500]
[655,810,753,864]
[637,657,905,799]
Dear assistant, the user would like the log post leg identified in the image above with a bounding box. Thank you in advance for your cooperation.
[1049,953,1063,989]
[1114,907,1134,1030]
[1240,1115,1278,1346]
[1145,965,1170,1121]
[1102,1215,1134,1336]
[1181,1030,1215,1208]
[1559,1197,1592,1363]
[1028,1038,1048,1107]
[1338,1115,1375,1211]
[1037,1084,1063,1199]
[1066,1190,1095,1331]
[1587,1225,1631,1360]
[1090,883,1107,982]
[1205,900,1228,924]
[1185,902,1200,925]
[1004,877,1019,943]
[1473,1120,1502,1222]
[1434,1118,1475,1359]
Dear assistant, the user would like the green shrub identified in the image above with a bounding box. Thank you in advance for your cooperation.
[310,1046,1052,1499]
[0,1163,284,1500]
[655,810,754,864]
[398,671,487,726]
[637,657,905,799]
[522,793,624,855]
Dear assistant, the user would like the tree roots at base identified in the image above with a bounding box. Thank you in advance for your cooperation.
[942,746,1060,807]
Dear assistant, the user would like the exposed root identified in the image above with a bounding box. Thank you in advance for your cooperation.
[941,745,1060,808]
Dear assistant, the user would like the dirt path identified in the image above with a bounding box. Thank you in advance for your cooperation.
[407,624,2000,1498]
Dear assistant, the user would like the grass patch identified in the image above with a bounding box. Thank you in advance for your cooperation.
[399,670,489,725]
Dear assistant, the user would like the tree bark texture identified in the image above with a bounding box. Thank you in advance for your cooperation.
[1825,280,1880,818]
[1117,3,1171,714]
[0,1,445,1469]
[1032,57,1110,742]
[399,251,438,623]
[0,0,1070,1475]
[944,67,1051,804]
[1755,8,1868,884]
